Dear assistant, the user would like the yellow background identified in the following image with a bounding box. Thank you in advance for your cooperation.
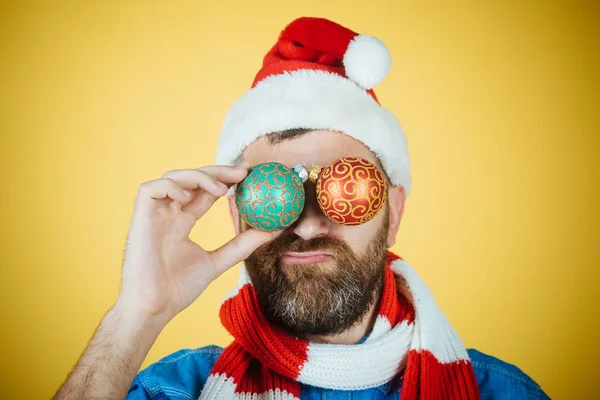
[1,1,598,399]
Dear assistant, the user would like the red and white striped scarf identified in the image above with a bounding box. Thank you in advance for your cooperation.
[200,252,481,399]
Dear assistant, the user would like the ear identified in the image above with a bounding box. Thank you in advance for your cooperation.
[386,185,406,248]
[227,195,241,235]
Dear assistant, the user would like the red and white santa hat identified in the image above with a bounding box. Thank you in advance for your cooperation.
[215,16,412,195]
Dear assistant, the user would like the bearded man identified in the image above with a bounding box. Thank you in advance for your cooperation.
[54,17,550,400]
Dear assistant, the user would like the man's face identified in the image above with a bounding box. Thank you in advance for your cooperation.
[233,130,394,337]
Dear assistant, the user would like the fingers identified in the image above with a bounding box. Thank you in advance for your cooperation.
[209,228,277,278]
[192,164,250,187]
[161,169,229,197]
[136,165,250,217]
[137,178,193,205]
[162,166,249,218]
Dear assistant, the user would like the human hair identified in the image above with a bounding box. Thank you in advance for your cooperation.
[232,128,312,166]
[232,128,391,185]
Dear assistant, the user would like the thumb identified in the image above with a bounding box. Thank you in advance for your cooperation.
[209,229,277,278]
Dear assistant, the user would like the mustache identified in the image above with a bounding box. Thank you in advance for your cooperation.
[261,233,350,258]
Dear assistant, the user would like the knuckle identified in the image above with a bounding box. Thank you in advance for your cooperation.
[137,180,153,194]
[192,170,215,187]
[161,169,179,178]
[197,169,217,182]
[137,178,177,195]
[162,178,180,190]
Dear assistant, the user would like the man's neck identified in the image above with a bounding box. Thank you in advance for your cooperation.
[301,291,382,345]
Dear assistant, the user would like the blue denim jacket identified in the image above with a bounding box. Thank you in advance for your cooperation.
[127,333,551,400]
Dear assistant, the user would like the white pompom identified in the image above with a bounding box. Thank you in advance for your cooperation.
[343,35,391,90]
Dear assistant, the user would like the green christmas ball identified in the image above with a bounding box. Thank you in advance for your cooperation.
[235,162,306,231]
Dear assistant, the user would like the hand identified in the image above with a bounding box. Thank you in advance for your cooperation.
[116,165,275,323]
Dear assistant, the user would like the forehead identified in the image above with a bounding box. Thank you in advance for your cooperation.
[242,130,379,168]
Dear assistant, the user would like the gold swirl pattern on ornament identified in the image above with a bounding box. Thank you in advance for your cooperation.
[241,165,305,230]
[316,157,387,225]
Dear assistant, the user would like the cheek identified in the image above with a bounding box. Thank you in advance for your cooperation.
[334,208,389,248]
[330,224,376,250]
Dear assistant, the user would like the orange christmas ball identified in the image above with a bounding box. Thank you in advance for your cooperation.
[315,156,387,225]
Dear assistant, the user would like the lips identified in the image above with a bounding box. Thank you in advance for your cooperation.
[280,251,332,265]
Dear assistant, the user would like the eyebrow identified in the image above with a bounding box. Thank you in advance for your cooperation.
[232,130,392,185]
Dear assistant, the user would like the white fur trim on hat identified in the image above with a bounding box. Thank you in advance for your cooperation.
[344,35,391,90]
[215,69,411,196]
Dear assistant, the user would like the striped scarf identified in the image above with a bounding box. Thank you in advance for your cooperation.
[199,252,481,399]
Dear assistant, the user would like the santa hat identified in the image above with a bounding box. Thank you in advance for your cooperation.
[215,17,412,196]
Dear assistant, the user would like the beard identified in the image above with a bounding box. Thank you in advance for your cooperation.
[244,212,390,337]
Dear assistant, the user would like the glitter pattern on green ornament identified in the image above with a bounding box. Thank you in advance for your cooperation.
[235,162,305,231]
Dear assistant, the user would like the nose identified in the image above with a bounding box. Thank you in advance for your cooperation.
[292,181,331,240]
